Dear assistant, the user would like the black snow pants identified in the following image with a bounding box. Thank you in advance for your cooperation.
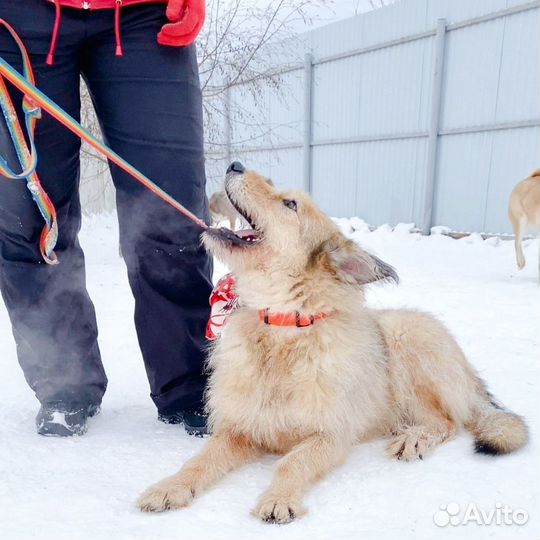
[0,0,212,414]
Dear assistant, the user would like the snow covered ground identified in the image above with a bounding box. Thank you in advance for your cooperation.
[0,213,538,540]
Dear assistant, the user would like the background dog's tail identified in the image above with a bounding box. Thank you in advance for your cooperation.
[466,389,528,456]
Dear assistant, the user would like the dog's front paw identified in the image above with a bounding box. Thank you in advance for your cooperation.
[387,430,427,461]
[252,495,307,524]
[137,479,195,512]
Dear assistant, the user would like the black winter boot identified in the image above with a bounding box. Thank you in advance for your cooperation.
[158,407,209,437]
[36,404,100,437]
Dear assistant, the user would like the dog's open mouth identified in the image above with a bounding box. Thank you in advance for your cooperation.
[207,187,263,247]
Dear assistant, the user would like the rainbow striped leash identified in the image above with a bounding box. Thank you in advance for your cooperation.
[0,19,208,265]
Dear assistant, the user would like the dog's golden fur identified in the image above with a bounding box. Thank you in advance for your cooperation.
[138,169,528,523]
[508,170,540,270]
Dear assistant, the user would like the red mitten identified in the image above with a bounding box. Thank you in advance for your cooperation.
[157,0,206,47]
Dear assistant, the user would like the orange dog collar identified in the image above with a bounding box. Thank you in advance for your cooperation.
[258,308,331,328]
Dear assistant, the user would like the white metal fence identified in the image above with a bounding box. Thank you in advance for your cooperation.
[207,0,540,234]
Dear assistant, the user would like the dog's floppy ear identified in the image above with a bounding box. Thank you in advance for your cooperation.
[318,234,398,286]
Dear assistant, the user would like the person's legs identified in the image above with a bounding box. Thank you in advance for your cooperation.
[0,1,106,421]
[81,6,212,418]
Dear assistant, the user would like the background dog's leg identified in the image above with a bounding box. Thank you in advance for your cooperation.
[252,435,350,524]
[510,213,527,269]
[137,431,259,512]
[226,210,237,230]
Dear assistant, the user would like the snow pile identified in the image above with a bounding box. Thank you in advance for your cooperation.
[349,216,371,234]
[431,225,452,235]
[0,214,538,540]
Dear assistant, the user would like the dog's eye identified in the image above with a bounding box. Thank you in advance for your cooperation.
[283,199,297,211]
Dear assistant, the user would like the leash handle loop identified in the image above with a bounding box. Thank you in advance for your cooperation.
[0,85,40,179]
[0,18,58,264]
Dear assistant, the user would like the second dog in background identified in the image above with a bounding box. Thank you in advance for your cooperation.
[508,170,540,270]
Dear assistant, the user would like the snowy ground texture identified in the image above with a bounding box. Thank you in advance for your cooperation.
[0,213,538,540]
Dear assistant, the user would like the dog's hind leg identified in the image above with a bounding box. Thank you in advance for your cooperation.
[252,434,350,524]
[226,210,238,230]
[538,231,540,284]
[510,213,527,269]
[137,431,260,512]
[387,386,456,461]
[387,423,455,461]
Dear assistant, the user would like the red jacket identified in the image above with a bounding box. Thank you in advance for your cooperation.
[44,0,168,65]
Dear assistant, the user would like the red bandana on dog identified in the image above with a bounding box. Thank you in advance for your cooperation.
[206,273,331,340]
[206,273,239,340]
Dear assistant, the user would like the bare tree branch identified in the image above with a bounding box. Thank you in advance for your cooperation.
[82,1,404,209]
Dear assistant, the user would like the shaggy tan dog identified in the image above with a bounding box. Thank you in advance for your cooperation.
[138,165,528,523]
[508,170,540,270]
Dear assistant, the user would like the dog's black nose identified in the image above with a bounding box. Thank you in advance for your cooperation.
[226,161,245,175]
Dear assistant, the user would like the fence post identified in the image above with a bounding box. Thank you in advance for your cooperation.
[421,18,447,234]
[224,79,232,167]
[303,53,313,194]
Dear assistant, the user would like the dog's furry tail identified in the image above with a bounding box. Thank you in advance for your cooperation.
[466,390,528,456]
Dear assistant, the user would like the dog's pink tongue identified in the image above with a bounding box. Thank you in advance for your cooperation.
[235,229,259,240]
